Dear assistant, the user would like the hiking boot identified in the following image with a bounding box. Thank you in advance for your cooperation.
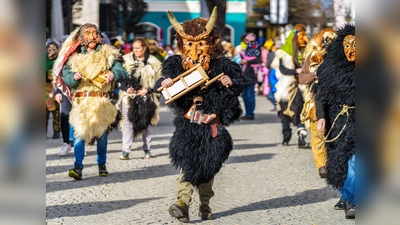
[198,204,214,220]
[59,143,72,156]
[68,166,82,180]
[344,200,355,219]
[144,150,151,159]
[119,152,130,160]
[319,166,327,178]
[168,200,190,222]
[98,164,108,177]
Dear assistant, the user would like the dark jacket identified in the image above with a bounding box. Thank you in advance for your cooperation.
[242,55,262,85]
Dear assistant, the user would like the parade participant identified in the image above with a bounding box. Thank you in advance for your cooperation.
[315,24,355,219]
[147,39,165,62]
[46,40,60,139]
[118,37,162,160]
[154,7,244,222]
[298,28,337,178]
[222,41,241,65]
[53,23,129,180]
[270,24,310,147]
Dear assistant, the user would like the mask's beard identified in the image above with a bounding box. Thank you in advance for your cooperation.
[81,37,101,50]
[149,47,157,55]
[181,54,211,71]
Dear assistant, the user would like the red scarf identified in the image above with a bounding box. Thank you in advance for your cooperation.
[53,41,81,102]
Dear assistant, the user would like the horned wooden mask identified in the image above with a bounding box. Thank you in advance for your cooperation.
[167,7,218,71]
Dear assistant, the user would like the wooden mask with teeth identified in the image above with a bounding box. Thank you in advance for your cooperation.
[167,7,221,71]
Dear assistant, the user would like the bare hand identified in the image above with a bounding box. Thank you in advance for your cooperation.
[161,78,173,88]
[240,59,248,65]
[296,68,302,74]
[55,93,62,104]
[317,118,326,132]
[126,87,135,94]
[218,75,232,87]
[137,89,148,96]
[74,72,82,81]
[105,72,114,84]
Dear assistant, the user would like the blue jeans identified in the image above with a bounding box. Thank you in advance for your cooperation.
[241,84,256,117]
[73,131,108,169]
[340,154,355,205]
[69,124,74,141]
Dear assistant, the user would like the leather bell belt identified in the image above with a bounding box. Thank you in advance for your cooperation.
[74,91,109,98]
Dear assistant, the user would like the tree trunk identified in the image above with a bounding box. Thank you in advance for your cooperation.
[205,0,226,40]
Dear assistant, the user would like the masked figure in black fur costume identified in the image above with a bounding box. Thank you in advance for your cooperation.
[315,24,355,219]
[154,7,244,222]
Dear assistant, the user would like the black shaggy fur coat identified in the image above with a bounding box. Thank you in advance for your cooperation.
[157,55,244,186]
[315,24,355,189]
[126,74,157,137]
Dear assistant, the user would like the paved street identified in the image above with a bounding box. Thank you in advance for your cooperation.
[46,95,356,225]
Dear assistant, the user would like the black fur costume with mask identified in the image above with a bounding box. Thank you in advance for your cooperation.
[315,24,355,189]
[158,55,243,187]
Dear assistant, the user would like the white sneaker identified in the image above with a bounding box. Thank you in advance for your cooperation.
[59,143,72,156]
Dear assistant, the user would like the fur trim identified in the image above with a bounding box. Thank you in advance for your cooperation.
[67,45,121,82]
[117,92,160,136]
[170,116,233,186]
[127,93,158,137]
[122,53,162,90]
[70,97,117,141]
[271,49,297,102]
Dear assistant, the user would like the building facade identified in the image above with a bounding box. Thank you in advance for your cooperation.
[137,0,247,46]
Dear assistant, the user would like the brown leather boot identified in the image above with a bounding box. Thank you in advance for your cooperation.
[198,204,214,220]
[168,200,189,222]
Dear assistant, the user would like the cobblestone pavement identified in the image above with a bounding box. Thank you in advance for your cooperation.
[46,95,356,225]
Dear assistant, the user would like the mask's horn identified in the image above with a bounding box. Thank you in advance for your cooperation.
[205,7,217,32]
[166,10,183,35]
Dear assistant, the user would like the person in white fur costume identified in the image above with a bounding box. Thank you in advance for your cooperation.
[270,24,310,148]
[117,37,162,160]
[53,23,129,180]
